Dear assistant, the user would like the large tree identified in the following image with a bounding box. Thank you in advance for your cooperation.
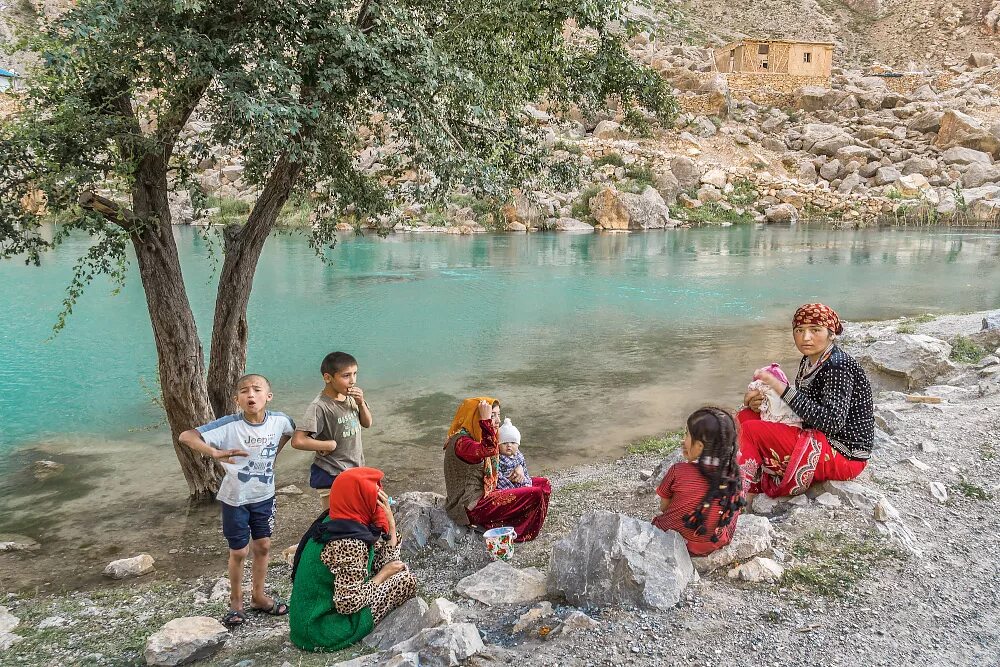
[0,0,675,499]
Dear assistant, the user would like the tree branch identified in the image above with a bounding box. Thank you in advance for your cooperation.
[78,191,136,229]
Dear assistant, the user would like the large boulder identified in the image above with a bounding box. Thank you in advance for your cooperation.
[961,163,1000,189]
[764,203,798,223]
[800,123,854,157]
[547,511,695,610]
[690,515,773,573]
[143,617,228,666]
[554,217,595,232]
[858,334,956,390]
[934,110,1000,158]
[907,111,944,134]
[589,187,672,230]
[394,492,460,554]
[793,86,832,112]
[698,74,732,117]
[104,554,155,579]
[670,156,701,191]
[941,147,993,166]
[364,597,430,650]
[455,560,547,606]
[389,623,485,667]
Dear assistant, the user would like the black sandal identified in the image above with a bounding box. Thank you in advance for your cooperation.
[250,596,289,616]
[222,609,247,627]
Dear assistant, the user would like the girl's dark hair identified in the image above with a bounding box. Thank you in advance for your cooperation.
[681,407,745,542]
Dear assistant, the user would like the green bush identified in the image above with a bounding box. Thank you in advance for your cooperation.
[949,336,986,364]
[670,201,753,225]
[595,152,626,168]
[624,162,655,186]
[728,177,758,207]
[571,184,603,223]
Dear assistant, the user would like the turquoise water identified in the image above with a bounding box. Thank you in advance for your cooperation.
[1,225,1000,539]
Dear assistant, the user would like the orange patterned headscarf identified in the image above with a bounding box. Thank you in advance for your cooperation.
[446,396,500,497]
[793,303,843,335]
[446,396,499,445]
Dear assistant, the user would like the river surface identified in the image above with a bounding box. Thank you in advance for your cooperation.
[2,224,999,584]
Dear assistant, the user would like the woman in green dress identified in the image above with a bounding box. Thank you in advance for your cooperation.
[289,467,416,651]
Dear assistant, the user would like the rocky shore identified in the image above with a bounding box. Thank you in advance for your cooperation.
[2,309,998,666]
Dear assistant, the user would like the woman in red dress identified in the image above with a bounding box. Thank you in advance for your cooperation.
[738,303,874,504]
[442,397,551,542]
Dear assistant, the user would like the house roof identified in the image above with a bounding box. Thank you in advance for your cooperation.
[0,68,19,78]
[716,39,835,51]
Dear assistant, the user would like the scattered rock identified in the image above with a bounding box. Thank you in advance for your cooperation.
[550,610,600,637]
[143,617,228,666]
[0,607,22,651]
[37,616,70,630]
[907,456,931,472]
[422,597,460,628]
[389,623,485,667]
[548,511,695,610]
[727,557,784,583]
[816,480,881,513]
[208,577,230,602]
[750,495,780,515]
[0,534,40,552]
[553,217,595,232]
[32,460,64,481]
[364,597,430,650]
[275,484,302,496]
[280,544,297,567]
[104,554,155,579]
[456,560,547,606]
[814,492,842,508]
[800,123,854,157]
[512,601,554,633]
[592,120,622,140]
[691,514,773,573]
[929,482,948,503]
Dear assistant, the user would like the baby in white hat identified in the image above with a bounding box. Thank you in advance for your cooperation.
[497,418,532,490]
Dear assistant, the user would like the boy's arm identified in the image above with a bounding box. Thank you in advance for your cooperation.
[290,430,337,453]
[350,390,372,428]
[178,428,248,464]
[277,433,292,455]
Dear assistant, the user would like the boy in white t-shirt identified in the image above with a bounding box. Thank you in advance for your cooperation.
[179,374,294,627]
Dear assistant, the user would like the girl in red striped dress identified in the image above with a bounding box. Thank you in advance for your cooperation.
[652,407,745,556]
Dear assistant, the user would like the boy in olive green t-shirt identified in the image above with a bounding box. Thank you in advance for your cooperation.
[291,351,374,489]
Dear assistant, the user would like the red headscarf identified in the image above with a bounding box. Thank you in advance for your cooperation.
[328,467,390,534]
[793,303,843,335]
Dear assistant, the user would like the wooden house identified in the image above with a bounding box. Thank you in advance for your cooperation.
[714,39,834,78]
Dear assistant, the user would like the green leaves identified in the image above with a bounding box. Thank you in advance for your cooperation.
[1,0,675,308]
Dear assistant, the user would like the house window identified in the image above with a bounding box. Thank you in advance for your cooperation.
[758,44,769,55]
[761,61,768,69]
[803,52,812,63]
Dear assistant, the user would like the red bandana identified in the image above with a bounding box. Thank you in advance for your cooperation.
[328,467,390,533]
[793,303,843,335]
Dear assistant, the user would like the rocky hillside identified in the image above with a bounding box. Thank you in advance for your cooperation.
[653,0,998,69]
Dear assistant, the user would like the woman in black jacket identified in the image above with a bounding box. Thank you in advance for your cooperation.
[738,303,874,503]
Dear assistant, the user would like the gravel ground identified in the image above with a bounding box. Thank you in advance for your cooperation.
[2,311,998,667]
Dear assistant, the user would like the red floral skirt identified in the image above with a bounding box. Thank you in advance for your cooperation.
[736,409,866,497]
[467,477,551,542]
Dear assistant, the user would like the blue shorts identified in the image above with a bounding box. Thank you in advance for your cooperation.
[220,496,276,550]
[309,463,338,490]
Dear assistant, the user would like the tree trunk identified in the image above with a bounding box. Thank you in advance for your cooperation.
[207,154,304,415]
[131,157,223,499]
